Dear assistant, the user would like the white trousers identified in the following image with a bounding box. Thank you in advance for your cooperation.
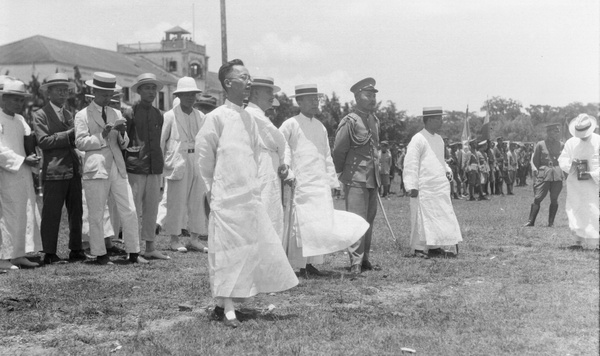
[83,165,139,256]
[158,153,207,236]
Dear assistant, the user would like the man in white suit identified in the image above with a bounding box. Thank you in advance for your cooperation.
[158,77,207,252]
[74,72,146,265]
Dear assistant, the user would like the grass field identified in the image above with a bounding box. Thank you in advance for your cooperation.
[0,180,598,355]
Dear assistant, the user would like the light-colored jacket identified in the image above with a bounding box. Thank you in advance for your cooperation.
[74,102,129,180]
[160,105,205,181]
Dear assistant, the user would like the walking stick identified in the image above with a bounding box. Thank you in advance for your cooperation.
[376,193,398,243]
[282,179,296,254]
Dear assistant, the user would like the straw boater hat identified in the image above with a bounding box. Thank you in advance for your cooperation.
[251,76,281,93]
[290,84,322,98]
[0,79,32,97]
[173,77,201,95]
[569,114,597,139]
[422,107,444,118]
[350,77,378,94]
[131,73,164,92]
[85,72,121,91]
[40,73,76,92]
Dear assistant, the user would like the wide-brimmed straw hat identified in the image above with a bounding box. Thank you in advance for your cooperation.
[251,76,281,93]
[85,72,121,91]
[290,84,322,98]
[569,114,597,138]
[0,79,32,97]
[40,73,76,92]
[173,77,201,95]
[0,75,17,90]
[131,73,164,92]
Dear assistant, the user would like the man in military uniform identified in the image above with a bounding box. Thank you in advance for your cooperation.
[493,137,506,195]
[524,123,564,227]
[333,78,380,274]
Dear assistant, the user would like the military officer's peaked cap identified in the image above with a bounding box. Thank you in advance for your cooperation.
[350,77,378,94]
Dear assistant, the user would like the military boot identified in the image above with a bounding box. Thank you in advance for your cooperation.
[548,203,559,227]
[524,203,540,227]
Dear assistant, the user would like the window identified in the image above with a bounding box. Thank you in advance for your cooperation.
[159,92,164,111]
[190,63,203,78]
[168,60,177,72]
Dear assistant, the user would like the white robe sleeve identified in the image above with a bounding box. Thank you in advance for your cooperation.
[322,125,339,189]
[403,134,423,191]
[0,141,24,173]
[196,113,221,192]
[279,119,295,179]
[558,140,574,175]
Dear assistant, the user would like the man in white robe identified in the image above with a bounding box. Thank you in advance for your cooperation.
[196,59,298,328]
[0,79,42,269]
[245,76,288,240]
[558,114,599,249]
[404,107,462,258]
[280,84,368,276]
[157,77,207,253]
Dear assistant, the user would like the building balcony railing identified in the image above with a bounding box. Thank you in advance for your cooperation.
[117,39,206,55]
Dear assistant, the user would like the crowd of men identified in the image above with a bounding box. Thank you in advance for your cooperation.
[0,59,598,327]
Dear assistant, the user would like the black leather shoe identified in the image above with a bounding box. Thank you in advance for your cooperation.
[69,250,87,261]
[96,254,113,265]
[428,248,457,258]
[361,260,381,271]
[305,264,325,276]
[43,253,65,265]
[106,245,126,256]
[413,250,430,259]
[212,306,254,322]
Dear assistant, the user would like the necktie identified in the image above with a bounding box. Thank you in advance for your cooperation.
[102,106,107,124]
[59,108,67,124]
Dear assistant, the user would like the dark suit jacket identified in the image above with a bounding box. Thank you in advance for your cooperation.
[33,103,80,181]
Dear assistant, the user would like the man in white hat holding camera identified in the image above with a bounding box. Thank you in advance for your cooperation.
[0,79,43,270]
[75,72,145,265]
[125,73,169,260]
[558,114,599,250]
[280,84,367,277]
[33,73,86,264]
[245,76,288,239]
[158,76,207,252]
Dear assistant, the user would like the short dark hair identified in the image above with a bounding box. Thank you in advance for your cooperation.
[218,59,244,91]
[423,115,441,124]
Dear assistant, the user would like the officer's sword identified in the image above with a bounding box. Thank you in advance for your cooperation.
[376,194,397,243]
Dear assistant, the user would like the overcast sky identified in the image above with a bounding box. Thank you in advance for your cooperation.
[2,0,598,115]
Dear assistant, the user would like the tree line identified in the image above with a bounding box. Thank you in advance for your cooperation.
[272,93,599,144]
